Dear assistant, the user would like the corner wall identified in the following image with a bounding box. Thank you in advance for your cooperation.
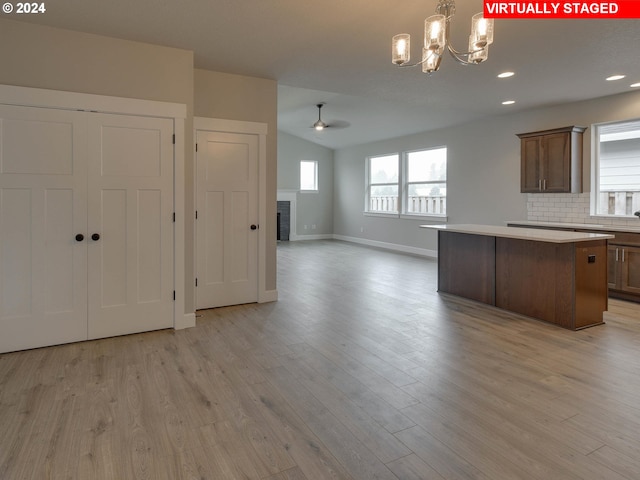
[0,18,197,313]
[277,132,334,238]
[193,69,278,291]
[0,19,280,312]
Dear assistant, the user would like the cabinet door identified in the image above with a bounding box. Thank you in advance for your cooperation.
[620,246,640,295]
[541,132,570,192]
[521,137,541,192]
[607,244,620,290]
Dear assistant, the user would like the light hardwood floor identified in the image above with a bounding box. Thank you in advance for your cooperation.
[2,239,640,479]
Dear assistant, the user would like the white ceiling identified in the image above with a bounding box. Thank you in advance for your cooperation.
[15,0,640,149]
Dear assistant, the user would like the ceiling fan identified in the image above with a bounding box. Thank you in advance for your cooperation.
[310,103,350,131]
[311,103,329,130]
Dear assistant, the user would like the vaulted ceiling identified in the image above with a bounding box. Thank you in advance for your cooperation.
[15,0,640,149]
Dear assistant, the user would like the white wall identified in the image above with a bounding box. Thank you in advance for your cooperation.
[278,132,334,237]
[333,89,640,253]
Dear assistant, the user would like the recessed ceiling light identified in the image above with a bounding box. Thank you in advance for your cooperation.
[497,71,515,78]
[502,100,516,105]
[606,75,626,81]
[631,82,640,88]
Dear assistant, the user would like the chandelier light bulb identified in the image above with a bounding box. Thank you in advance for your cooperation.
[424,15,445,50]
[392,34,411,65]
[397,39,407,56]
[471,13,493,49]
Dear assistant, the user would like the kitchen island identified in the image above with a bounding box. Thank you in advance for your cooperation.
[421,224,614,330]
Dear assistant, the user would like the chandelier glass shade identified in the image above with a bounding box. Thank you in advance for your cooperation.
[392,0,494,74]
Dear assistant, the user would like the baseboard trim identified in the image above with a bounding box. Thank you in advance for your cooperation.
[260,289,279,303]
[289,234,334,241]
[332,235,437,258]
[175,312,196,330]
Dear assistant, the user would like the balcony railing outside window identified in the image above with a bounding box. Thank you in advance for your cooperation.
[370,195,446,215]
[598,191,640,216]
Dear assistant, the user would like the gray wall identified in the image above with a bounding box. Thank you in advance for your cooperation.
[333,89,640,253]
[278,132,334,237]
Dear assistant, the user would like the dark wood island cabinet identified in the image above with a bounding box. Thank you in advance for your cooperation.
[422,224,613,330]
[508,222,640,304]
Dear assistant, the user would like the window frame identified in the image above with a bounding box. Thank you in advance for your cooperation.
[300,160,318,192]
[365,147,448,220]
[591,118,640,218]
[365,153,400,215]
[402,146,448,219]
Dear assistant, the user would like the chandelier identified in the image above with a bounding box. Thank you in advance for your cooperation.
[391,0,494,74]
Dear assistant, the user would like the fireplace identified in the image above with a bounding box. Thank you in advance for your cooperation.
[277,201,290,241]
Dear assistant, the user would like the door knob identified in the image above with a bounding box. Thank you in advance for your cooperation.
[91,233,100,241]
[250,224,258,230]
[75,234,84,242]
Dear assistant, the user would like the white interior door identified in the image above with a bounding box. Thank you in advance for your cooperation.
[0,105,88,353]
[196,130,258,309]
[87,113,174,339]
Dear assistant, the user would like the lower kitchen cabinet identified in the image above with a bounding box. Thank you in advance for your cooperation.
[609,244,640,299]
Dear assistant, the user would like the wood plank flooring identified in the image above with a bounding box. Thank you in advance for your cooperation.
[2,239,640,479]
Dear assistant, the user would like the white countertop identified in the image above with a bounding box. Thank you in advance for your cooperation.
[506,220,640,234]
[420,224,614,243]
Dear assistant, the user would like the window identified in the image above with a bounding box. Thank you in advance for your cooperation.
[405,147,447,215]
[300,160,318,191]
[593,119,640,217]
[367,154,399,213]
[366,147,447,217]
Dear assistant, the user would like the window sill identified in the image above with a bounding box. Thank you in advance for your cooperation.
[400,213,447,222]
[364,211,398,218]
[590,214,638,221]
[299,190,319,194]
[363,211,448,222]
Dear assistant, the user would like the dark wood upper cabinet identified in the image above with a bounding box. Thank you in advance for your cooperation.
[517,126,586,193]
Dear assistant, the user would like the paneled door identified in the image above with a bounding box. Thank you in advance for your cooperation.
[0,106,174,353]
[0,106,88,352]
[87,113,174,339]
[196,130,258,309]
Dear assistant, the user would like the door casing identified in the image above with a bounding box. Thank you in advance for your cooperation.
[194,117,272,309]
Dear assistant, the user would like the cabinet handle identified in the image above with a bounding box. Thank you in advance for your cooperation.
[538,179,542,191]
[622,248,625,263]
[616,248,619,262]
[91,233,100,241]
[543,179,546,190]
[75,234,84,242]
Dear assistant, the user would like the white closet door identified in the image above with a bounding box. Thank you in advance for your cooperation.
[87,113,174,339]
[0,106,88,353]
[196,130,258,309]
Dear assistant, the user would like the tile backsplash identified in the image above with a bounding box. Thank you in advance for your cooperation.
[527,193,640,227]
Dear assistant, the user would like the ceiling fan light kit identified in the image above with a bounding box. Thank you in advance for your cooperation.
[312,103,329,131]
[392,0,494,74]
